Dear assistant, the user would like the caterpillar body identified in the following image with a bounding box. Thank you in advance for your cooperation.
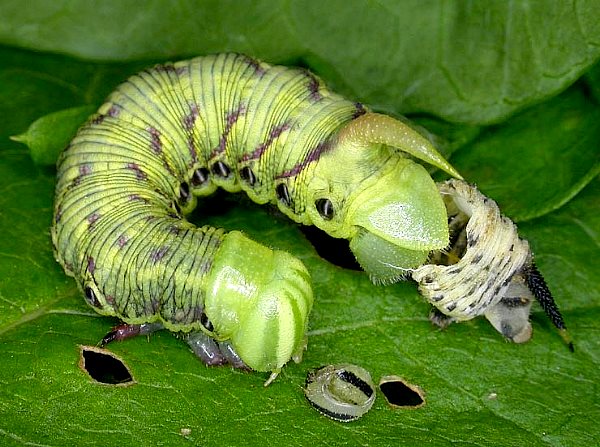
[52,53,569,385]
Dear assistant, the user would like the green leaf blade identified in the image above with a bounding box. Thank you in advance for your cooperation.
[11,105,97,166]
[2,1,600,123]
[0,12,599,446]
[450,84,600,221]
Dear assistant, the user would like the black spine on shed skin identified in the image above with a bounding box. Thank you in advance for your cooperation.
[525,263,574,352]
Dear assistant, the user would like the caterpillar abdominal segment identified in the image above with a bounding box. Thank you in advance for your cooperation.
[51,53,569,386]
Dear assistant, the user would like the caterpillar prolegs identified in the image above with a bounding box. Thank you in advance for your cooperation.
[51,53,570,385]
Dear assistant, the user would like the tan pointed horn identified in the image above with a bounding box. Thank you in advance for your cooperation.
[338,113,463,179]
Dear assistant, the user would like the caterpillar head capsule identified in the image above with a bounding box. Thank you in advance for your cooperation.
[204,231,313,378]
[306,113,462,283]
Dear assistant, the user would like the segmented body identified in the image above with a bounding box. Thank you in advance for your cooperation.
[413,182,529,310]
[51,53,366,371]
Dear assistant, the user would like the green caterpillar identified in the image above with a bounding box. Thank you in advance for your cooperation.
[52,53,569,385]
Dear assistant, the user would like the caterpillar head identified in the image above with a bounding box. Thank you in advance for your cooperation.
[204,231,313,377]
[306,113,462,283]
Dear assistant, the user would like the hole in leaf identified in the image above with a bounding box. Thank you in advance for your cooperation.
[379,375,425,408]
[79,345,134,385]
[300,225,361,270]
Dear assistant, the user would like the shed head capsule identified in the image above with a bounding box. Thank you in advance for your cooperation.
[204,231,313,382]
[304,113,461,283]
[304,364,376,422]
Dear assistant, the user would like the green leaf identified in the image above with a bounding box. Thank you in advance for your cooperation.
[584,60,600,102]
[11,105,97,166]
[1,1,600,124]
[2,146,600,447]
[1,16,599,447]
[449,83,600,222]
